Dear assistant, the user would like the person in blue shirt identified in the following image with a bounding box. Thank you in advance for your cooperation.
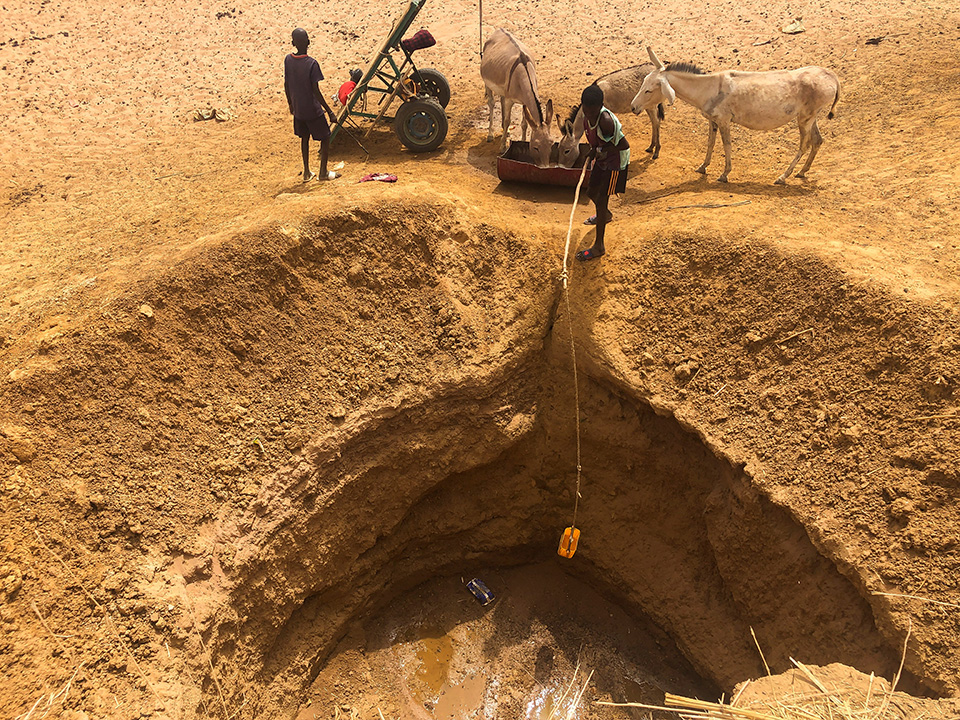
[284,28,340,182]
[577,83,630,261]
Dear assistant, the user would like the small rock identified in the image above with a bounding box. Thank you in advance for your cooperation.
[839,424,862,443]
[328,406,347,422]
[1,566,23,602]
[103,571,131,594]
[781,17,805,34]
[673,360,699,384]
[347,263,365,285]
[7,439,37,463]
[640,352,656,367]
[139,304,154,319]
[889,497,915,521]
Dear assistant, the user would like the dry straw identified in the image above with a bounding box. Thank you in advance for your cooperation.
[598,623,915,720]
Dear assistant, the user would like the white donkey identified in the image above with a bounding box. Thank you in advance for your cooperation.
[557,64,665,168]
[480,28,554,167]
[631,47,840,184]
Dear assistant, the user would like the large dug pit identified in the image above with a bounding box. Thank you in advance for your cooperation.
[207,348,919,718]
[3,196,958,719]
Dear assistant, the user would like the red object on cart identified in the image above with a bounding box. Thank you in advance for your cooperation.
[400,29,436,53]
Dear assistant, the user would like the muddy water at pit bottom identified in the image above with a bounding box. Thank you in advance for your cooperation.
[411,627,454,698]
[298,562,714,720]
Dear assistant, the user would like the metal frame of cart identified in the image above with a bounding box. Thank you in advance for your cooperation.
[331,0,450,152]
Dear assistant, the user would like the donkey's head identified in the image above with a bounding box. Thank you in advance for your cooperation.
[556,104,583,168]
[631,47,675,114]
[524,98,555,167]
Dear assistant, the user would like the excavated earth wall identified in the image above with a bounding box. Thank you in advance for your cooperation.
[1,195,958,719]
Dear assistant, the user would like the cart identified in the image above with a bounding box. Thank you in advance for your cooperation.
[331,0,450,152]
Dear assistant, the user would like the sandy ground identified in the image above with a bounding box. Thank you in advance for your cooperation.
[2,0,960,342]
[3,0,960,718]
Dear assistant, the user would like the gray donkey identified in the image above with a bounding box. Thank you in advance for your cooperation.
[557,64,665,168]
[480,28,555,167]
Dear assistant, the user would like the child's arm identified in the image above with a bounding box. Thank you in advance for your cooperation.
[312,82,337,122]
[594,112,628,161]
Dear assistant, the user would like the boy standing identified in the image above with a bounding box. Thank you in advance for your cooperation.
[284,28,339,182]
[577,84,630,261]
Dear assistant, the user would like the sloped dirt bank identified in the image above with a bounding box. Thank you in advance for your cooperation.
[0,197,559,719]
[566,231,960,694]
[2,197,958,719]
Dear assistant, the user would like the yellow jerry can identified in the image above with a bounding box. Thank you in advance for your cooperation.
[557,526,580,558]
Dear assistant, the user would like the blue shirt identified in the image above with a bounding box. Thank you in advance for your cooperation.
[284,54,325,120]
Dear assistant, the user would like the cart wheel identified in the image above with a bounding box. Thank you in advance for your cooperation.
[394,97,448,152]
[415,68,451,108]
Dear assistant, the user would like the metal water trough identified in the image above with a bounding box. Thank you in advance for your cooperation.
[497,142,592,187]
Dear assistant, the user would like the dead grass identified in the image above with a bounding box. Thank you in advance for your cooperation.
[597,623,916,720]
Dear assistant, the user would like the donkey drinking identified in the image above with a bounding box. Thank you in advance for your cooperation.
[480,28,554,167]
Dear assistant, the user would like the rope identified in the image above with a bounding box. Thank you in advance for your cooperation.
[561,162,588,535]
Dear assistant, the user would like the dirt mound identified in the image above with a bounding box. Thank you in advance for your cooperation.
[734,663,960,719]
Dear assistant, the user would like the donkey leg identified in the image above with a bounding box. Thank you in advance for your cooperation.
[485,87,496,142]
[777,118,811,184]
[697,122,718,174]
[716,124,733,183]
[796,120,824,178]
[645,108,660,159]
[500,99,512,151]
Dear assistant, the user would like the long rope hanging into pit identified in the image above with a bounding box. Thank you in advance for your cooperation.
[557,162,588,558]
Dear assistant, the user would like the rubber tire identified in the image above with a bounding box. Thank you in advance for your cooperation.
[415,68,451,108]
[394,97,448,153]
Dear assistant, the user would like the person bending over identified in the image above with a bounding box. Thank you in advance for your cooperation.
[577,83,630,261]
[284,27,339,182]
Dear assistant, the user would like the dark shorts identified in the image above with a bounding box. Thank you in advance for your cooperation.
[293,114,331,141]
[588,164,629,198]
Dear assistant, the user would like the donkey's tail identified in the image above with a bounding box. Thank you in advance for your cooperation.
[827,84,840,120]
[657,103,665,120]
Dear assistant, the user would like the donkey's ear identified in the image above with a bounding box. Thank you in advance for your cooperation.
[556,113,565,133]
[544,99,553,125]
[522,105,536,126]
[648,46,665,70]
[564,119,575,134]
[661,77,676,106]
